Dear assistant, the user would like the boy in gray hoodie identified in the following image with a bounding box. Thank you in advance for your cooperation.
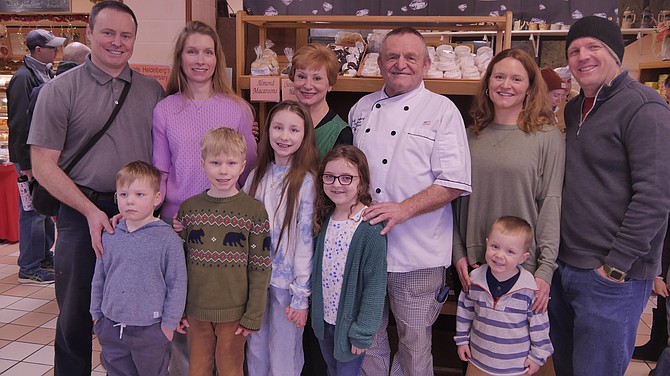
[90,161,187,376]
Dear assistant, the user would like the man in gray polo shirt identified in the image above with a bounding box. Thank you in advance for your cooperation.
[27,2,164,375]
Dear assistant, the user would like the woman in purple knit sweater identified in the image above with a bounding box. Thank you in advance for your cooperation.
[152,20,257,223]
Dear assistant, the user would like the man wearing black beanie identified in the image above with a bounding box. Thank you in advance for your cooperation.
[548,15,670,376]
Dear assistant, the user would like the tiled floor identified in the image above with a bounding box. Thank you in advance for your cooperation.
[0,242,104,376]
[0,241,661,375]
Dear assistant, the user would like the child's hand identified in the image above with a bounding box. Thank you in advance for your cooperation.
[176,317,189,334]
[457,344,471,362]
[351,345,366,355]
[252,121,260,142]
[284,306,308,328]
[524,358,541,375]
[234,326,255,337]
[161,326,174,341]
[172,214,184,232]
[110,213,124,229]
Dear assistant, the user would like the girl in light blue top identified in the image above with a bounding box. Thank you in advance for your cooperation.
[244,101,318,375]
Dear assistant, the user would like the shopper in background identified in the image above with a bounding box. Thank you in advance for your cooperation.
[7,29,65,284]
[453,49,564,318]
[540,66,567,131]
[633,222,670,363]
[54,41,91,74]
[552,66,577,133]
[27,2,165,375]
[151,20,257,375]
[349,26,471,376]
[649,224,670,375]
[549,15,670,376]
[289,43,352,160]
[27,42,92,137]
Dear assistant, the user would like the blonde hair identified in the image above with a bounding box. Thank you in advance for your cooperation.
[470,49,556,135]
[166,20,247,109]
[247,101,318,252]
[116,161,161,193]
[200,127,247,160]
[489,216,534,251]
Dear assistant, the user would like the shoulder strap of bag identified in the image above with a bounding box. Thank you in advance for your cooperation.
[62,75,132,174]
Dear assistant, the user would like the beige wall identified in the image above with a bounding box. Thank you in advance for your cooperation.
[124,0,186,65]
[191,0,217,28]
[71,0,93,13]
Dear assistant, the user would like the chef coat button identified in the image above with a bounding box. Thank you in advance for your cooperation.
[404,106,409,111]
[382,159,388,164]
[391,131,396,136]
[375,103,381,109]
[375,188,381,194]
[365,128,371,133]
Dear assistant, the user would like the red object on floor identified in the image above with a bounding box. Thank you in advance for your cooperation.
[0,163,19,243]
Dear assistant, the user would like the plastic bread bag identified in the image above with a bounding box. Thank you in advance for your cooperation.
[250,39,279,76]
[335,31,365,46]
[281,47,294,75]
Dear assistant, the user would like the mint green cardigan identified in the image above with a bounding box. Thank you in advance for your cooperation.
[310,215,388,362]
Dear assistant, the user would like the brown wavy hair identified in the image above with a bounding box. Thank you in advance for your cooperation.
[314,145,372,234]
[247,101,318,251]
[470,48,555,135]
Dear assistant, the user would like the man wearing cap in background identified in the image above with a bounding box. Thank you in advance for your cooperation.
[540,66,567,132]
[7,29,65,285]
[552,66,578,134]
[548,15,670,376]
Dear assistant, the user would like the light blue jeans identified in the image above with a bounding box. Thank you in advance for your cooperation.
[246,286,304,376]
[549,261,652,376]
[14,164,54,275]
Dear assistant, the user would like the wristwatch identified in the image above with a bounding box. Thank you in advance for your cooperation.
[603,264,627,282]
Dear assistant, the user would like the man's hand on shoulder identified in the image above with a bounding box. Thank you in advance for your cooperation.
[362,202,410,235]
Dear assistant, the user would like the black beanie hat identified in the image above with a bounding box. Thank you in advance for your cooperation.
[565,16,624,64]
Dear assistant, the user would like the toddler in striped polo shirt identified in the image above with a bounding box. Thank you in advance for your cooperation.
[455,216,553,376]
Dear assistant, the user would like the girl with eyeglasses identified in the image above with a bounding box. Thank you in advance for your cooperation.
[310,145,388,375]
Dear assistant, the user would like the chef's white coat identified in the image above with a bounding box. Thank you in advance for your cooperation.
[349,83,472,272]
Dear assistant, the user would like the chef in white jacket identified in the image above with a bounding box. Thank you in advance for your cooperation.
[348,27,471,376]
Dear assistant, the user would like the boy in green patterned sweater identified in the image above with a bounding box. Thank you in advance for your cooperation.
[175,127,271,375]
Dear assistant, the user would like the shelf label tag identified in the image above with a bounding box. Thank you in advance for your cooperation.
[281,79,298,102]
[250,77,280,102]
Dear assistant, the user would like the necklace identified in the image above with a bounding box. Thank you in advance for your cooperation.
[189,95,213,113]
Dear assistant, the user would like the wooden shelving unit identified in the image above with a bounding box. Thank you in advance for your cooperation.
[639,60,670,83]
[234,11,513,123]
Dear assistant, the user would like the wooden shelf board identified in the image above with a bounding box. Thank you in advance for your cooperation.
[237,75,480,96]
[639,61,670,69]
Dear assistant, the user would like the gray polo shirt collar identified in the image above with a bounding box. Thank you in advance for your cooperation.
[84,55,132,85]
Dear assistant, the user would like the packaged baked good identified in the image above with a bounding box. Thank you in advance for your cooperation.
[250,40,279,76]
